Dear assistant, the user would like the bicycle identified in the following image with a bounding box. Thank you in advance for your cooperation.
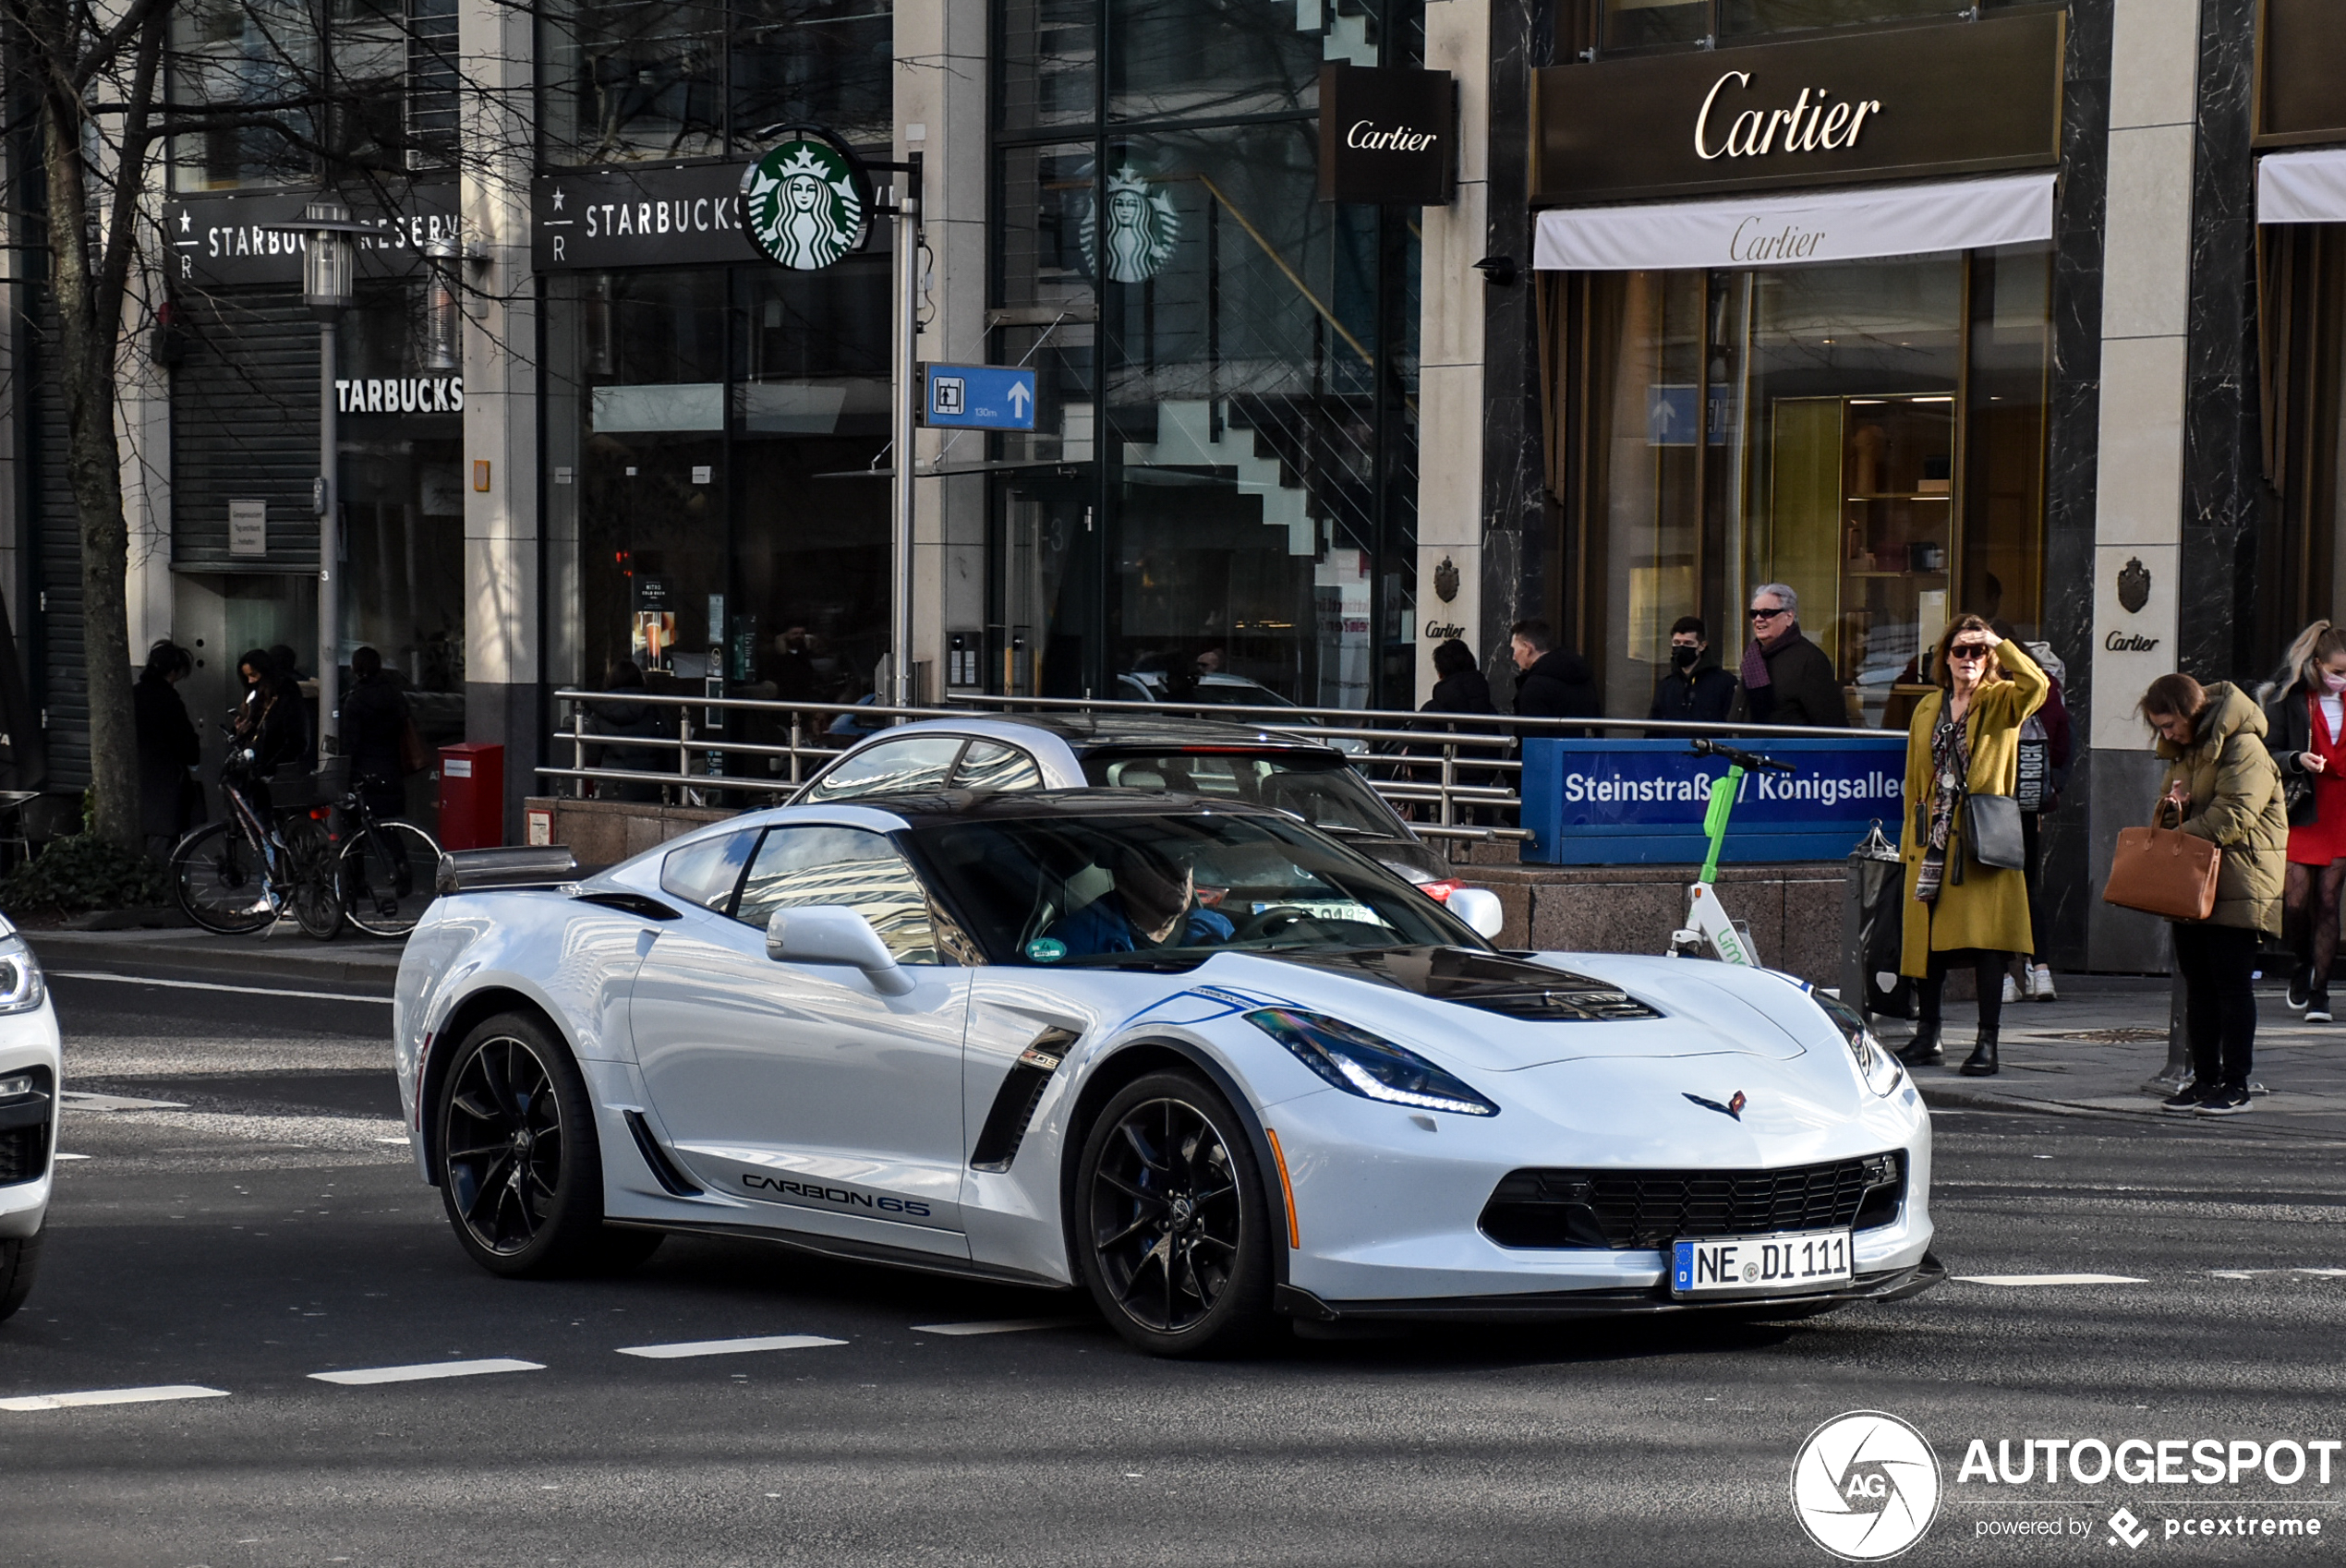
[329,777,441,938]
[169,742,345,941]
[1665,737,1798,968]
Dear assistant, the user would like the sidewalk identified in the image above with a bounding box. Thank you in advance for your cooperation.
[1879,974,2346,1131]
[27,926,405,995]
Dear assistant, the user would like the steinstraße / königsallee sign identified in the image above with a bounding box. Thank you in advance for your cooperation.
[1531,9,2062,206]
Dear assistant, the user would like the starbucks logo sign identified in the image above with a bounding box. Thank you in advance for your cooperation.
[1082,164,1181,284]
[742,136,869,271]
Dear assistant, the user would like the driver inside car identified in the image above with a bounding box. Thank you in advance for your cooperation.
[1047,841,1235,958]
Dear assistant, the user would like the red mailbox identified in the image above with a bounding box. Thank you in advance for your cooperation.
[437,742,505,850]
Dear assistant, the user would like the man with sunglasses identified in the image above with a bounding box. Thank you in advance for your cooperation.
[1726,584,1849,730]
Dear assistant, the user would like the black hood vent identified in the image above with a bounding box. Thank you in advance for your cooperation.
[1261,947,1659,1021]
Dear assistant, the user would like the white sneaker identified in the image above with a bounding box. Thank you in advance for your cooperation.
[2031,963,2057,1003]
[2001,973,2022,1005]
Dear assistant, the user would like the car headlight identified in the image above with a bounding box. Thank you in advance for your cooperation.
[0,933,45,1015]
[1244,1007,1499,1117]
[1805,983,1901,1096]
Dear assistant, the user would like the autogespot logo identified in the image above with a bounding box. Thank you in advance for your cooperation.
[1792,1411,1943,1561]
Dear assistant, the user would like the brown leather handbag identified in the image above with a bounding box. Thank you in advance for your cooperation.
[2102,802,2221,922]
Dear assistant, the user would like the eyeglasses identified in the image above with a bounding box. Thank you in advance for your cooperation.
[1749,607,1788,621]
[1946,645,1993,662]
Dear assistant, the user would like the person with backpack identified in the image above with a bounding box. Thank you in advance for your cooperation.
[2261,620,2346,1022]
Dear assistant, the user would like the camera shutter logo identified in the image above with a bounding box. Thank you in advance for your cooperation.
[1790,1411,1941,1561]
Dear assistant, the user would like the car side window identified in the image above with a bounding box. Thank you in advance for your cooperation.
[658,829,759,913]
[954,741,1044,792]
[802,736,965,802]
[735,825,939,963]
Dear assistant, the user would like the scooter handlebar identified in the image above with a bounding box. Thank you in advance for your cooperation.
[1689,737,1797,775]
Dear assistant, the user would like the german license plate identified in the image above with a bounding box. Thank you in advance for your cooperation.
[1670,1229,1853,1298]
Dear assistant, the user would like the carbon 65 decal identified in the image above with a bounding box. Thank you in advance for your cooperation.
[740,1172,932,1218]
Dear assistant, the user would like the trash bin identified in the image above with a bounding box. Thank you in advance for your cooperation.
[438,742,505,851]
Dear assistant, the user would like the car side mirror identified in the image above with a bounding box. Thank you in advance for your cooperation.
[765,906,915,995]
[1446,887,1506,941]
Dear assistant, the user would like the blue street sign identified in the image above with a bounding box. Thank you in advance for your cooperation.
[1518,737,1909,864]
[922,364,1038,431]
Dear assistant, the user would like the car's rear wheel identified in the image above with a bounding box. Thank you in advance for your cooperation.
[1074,1070,1273,1357]
[433,1012,656,1278]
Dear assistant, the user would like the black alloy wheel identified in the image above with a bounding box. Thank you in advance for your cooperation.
[1076,1070,1273,1357]
[434,1011,659,1278]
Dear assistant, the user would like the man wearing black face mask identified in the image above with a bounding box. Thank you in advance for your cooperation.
[1649,616,1737,727]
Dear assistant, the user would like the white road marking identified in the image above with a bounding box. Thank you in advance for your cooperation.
[2294,1268,2346,1278]
[309,1358,542,1386]
[50,971,394,1006]
[615,1335,846,1360]
[0,1384,229,1412]
[58,1091,187,1112]
[908,1318,1091,1337]
[52,1152,89,1162]
[1953,1273,2148,1286]
[373,1137,411,1146]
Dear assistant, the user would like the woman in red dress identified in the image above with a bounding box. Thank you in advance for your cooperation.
[2263,621,2346,1021]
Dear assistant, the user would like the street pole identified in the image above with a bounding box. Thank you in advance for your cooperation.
[890,153,922,710]
[317,315,338,766]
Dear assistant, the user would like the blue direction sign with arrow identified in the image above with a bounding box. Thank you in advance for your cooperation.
[921,364,1038,431]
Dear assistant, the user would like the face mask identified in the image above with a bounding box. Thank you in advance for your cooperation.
[2323,672,2346,694]
[1671,645,1699,671]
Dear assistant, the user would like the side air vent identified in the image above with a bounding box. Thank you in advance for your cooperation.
[970,1029,1079,1173]
[623,1110,702,1197]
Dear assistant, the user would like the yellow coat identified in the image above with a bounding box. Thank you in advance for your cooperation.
[1899,639,2049,974]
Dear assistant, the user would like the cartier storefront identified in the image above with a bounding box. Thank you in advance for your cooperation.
[1530,9,2065,730]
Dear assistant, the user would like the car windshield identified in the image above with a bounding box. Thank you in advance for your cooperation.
[908,808,1481,971]
[1077,751,1402,838]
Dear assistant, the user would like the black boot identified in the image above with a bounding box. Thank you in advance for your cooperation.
[1899,1019,1943,1067]
[1959,1029,2000,1077]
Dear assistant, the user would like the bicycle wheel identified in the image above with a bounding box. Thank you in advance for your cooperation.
[340,821,442,937]
[170,822,274,935]
[283,816,344,942]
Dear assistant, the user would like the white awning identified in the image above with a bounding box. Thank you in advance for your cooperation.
[1532,173,2056,272]
[2259,149,2346,224]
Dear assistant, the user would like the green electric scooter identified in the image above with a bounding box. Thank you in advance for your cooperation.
[1666,738,1797,966]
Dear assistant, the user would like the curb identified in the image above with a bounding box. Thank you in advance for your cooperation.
[28,931,403,995]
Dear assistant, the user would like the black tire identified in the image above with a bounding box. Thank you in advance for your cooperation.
[340,821,442,937]
[170,822,273,935]
[0,1225,42,1322]
[284,816,343,942]
[433,1011,635,1279]
[1073,1070,1275,1357]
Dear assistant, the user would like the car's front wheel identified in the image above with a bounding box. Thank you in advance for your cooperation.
[434,1011,657,1278]
[1074,1070,1274,1357]
[0,1225,42,1322]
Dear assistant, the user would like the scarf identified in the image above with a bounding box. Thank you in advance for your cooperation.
[1740,632,1774,692]
[1914,701,1972,904]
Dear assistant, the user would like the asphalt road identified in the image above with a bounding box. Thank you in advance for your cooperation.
[5,969,2346,1567]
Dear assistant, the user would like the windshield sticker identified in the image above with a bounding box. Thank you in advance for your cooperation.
[1025,937,1068,963]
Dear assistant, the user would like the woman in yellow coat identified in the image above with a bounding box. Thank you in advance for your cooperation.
[1896,616,2048,1077]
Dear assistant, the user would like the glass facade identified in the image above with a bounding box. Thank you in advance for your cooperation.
[1550,245,2052,730]
[987,0,1422,707]
[538,0,891,166]
[1599,0,2014,54]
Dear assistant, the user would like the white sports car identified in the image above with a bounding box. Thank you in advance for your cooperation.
[393,792,1940,1356]
[0,912,60,1323]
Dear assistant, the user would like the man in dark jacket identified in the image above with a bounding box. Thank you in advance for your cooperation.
[1508,619,1602,737]
[340,645,413,820]
[1648,615,1736,726]
[134,640,200,858]
[1726,584,1848,728]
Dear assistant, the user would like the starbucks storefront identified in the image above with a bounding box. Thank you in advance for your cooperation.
[1531,12,2065,729]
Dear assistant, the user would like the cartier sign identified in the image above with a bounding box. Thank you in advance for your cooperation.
[1533,11,2063,205]
[1319,64,1457,205]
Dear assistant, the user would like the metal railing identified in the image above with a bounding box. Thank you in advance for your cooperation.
[539,685,1873,852]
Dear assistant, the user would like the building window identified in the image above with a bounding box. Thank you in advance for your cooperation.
[1601,0,2004,54]
[988,0,1423,708]
[1546,245,2052,729]
[538,0,893,167]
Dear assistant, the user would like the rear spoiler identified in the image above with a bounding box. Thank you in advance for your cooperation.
[434,846,580,896]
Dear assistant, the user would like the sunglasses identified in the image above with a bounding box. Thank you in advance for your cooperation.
[1749,607,1788,621]
[1947,644,1994,661]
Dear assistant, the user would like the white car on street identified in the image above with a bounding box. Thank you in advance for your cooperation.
[0,912,59,1322]
[393,793,1939,1355]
